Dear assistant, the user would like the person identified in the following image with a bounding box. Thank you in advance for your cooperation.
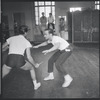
[33,29,73,88]
[14,20,19,35]
[48,13,55,30]
[2,25,41,90]
[40,12,47,35]
[59,17,67,39]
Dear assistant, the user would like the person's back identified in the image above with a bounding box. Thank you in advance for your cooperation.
[7,35,31,56]
[2,25,41,90]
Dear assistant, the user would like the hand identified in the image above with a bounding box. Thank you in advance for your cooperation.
[42,50,50,55]
[33,45,39,48]
[35,61,43,68]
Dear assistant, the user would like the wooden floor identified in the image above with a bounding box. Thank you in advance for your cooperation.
[2,43,99,98]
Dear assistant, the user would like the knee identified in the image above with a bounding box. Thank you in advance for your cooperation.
[55,61,60,68]
[48,58,54,64]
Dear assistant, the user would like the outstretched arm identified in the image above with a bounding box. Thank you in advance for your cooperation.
[33,41,48,48]
[42,42,60,55]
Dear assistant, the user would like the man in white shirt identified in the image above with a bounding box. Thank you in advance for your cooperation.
[48,13,55,30]
[2,25,41,90]
[33,29,73,88]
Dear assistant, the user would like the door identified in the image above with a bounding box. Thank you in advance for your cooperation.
[13,13,25,35]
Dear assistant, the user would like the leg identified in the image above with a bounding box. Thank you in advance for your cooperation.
[55,51,73,87]
[2,64,12,78]
[55,51,72,75]
[20,61,41,90]
[44,50,61,80]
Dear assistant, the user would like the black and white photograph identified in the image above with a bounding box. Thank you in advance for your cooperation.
[1,0,99,99]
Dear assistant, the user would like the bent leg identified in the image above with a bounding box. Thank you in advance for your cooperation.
[55,51,72,75]
[20,61,41,90]
[48,50,61,73]
[20,61,36,80]
[44,50,61,81]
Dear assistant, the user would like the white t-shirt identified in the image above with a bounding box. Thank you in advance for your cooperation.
[48,16,54,23]
[7,35,32,55]
[48,36,69,51]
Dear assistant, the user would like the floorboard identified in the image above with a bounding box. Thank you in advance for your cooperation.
[1,44,99,98]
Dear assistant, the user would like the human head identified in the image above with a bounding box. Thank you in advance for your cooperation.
[42,12,45,16]
[60,17,64,21]
[19,25,30,35]
[49,13,52,16]
[59,17,64,24]
[43,29,54,40]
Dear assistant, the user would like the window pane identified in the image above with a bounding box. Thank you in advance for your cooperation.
[45,2,51,5]
[36,17,38,25]
[39,7,45,17]
[70,7,81,12]
[97,5,100,9]
[52,2,55,5]
[35,12,38,17]
[95,1,99,4]
[39,2,44,5]
[45,7,51,17]
[35,2,38,6]
[35,7,38,12]
[52,6,55,12]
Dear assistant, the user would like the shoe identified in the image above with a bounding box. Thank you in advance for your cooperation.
[34,82,41,90]
[44,75,54,81]
[62,75,73,88]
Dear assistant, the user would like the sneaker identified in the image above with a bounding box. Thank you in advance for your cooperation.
[34,82,41,90]
[44,75,54,81]
[62,75,73,88]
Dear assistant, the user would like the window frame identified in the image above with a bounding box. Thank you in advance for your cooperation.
[95,1,100,10]
[34,1,55,25]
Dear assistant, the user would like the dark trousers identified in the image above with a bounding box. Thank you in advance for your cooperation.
[48,50,72,75]
[48,23,55,29]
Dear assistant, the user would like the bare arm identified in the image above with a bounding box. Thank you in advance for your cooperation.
[33,41,48,48]
[26,47,37,67]
[2,42,9,51]
[48,43,60,52]
[42,42,60,55]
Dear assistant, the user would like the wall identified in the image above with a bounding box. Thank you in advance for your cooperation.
[55,1,94,35]
[2,1,35,41]
[2,1,95,41]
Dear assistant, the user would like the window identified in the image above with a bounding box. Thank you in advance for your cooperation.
[34,1,55,25]
[70,7,82,12]
[95,1,100,10]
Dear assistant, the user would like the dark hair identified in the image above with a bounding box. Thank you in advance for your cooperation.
[44,29,54,35]
[19,25,29,35]
[49,13,52,15]
[60,17,64,21]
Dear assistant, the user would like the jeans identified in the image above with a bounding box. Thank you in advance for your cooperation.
[48,50,72,75]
